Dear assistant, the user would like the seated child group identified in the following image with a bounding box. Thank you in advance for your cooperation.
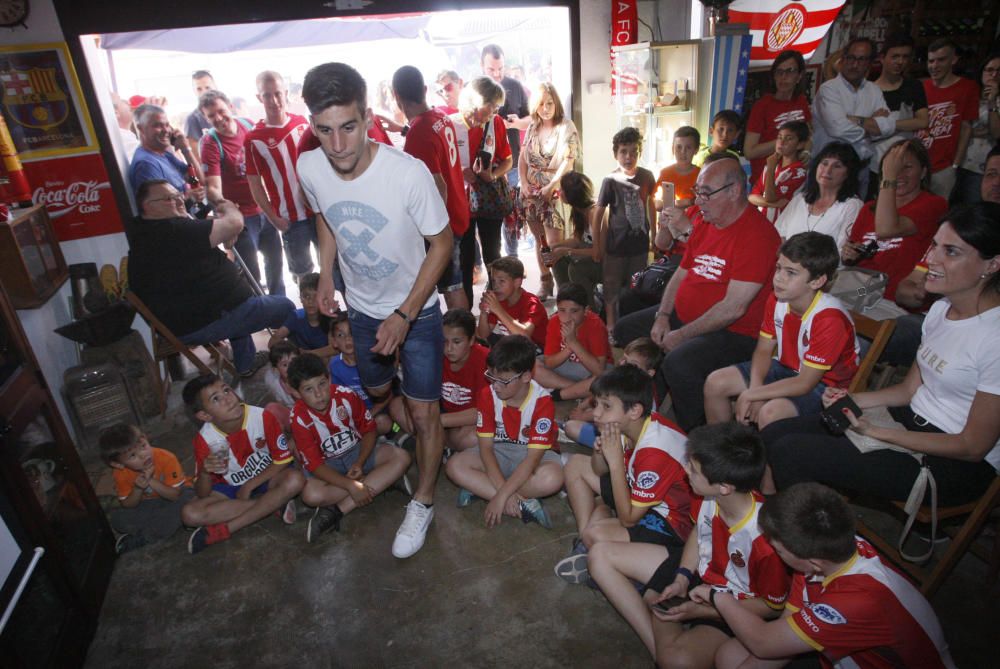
[100,122,963,668]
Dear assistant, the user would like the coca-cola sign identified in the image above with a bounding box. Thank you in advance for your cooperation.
[22,152,123,241]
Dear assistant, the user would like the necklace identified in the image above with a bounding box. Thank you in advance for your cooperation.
[805,202,830,232]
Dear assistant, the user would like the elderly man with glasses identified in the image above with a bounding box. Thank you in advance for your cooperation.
[811,37,894,197]
[613,156,781,431]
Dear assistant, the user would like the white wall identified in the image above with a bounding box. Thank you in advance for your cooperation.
[5,0,135,432]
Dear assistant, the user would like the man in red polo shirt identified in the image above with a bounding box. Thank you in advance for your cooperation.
[648,156,781,430]
[392,65,471,309]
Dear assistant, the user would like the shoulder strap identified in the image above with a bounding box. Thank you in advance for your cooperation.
[207,128,224,161]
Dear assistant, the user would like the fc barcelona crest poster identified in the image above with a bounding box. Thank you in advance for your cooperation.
[0,42,97,159]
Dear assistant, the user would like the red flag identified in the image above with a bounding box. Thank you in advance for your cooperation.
[728,0,847,69]
[610,0,639,95]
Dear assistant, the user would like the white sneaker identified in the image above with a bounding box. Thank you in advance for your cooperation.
[392,499,434,558]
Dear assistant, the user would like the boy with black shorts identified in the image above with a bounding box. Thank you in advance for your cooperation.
[555,364,691,586]
[181,374,305,554]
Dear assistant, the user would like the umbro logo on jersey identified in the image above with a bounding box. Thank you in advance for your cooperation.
[810,603,847,625]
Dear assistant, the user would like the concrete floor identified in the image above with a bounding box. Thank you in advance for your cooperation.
[80,238,1000,668]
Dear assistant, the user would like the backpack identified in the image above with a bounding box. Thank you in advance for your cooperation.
[206,117,254,161]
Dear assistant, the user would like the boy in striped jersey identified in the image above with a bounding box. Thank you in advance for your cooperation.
[287,354,412,543]
[588,422,788,665]
[700,482,955,669]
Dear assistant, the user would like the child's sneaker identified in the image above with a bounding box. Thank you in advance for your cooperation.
[188,523,230,554]
[392,499,434,558]
[307,506,342,543]
[519,498,552,529]
[456,488,476,508]
[280,499,297,525]
[115,533,147,554]
[554,553,590,584]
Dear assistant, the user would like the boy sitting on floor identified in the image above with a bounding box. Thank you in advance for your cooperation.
[703,232,858,429]
[476,256,549,350]
[555,364,691,586]
[180,374,305,554]
[699,482,955,669]
[99,423,194,554]
[440,308,489,453]
[267,272,337,358]
[533,283,613,402]
[263,340,299,431]
[445,335,564,528]
[287,353,412,543]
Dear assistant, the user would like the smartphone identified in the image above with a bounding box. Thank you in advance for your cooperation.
[661,181,676,208]
[820,394,863,435]
[650,596,686,614]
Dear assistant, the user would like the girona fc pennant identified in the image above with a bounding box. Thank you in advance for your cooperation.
[728,0,847,69]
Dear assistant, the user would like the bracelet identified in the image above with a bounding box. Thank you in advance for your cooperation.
[880,179,897,190]
[709,587,720,609]
[393,308,411,324]
[654,311,670,320]
[675,567,701,587]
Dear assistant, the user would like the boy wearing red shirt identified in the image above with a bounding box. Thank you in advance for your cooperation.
[704,232,858,429]
[440,308,489,452]
[748,120,809,224]
[287,354,412,543]
[445,335,564,528]
[180,375,305,554]
[556,365,692,587]
[702,483,955,669]
[476,256,548,349]
[535,283,612,401]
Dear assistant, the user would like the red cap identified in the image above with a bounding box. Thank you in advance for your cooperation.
[128,95,146,109]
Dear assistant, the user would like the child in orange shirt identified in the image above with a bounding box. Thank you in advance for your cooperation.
[99,423,193,554]
[655,126,701,210]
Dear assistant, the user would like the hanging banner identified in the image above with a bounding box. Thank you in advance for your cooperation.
[728,0,847,69]
[22,153,123,241]
[610,0,638,95]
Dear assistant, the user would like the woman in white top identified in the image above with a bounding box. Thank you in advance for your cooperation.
[518,82,580,299]
[955,53,1000,204]
[763,201,1000,505]
[773,141,864,251]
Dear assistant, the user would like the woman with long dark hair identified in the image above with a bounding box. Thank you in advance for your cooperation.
[547,171,603,308]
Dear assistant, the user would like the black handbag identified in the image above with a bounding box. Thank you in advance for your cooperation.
[629,256,678,301]
[468,117,515,219]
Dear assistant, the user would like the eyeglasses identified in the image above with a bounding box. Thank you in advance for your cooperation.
[484,371,520,386]
[692,182,735,201]
[147,193,185,203]
[773,67,800,77]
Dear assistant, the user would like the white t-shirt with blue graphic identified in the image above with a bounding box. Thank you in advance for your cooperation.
[297,143,449,320]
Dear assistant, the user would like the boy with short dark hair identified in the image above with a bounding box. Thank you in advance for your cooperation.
[655,126,701,210]
[534,283,612,401]
[286,353,412,543]
[596,126,657,334]
[702,482,955,669]
[99,423,193,554]
[704,232,858,429]
[477,256,549,349]
[748,120,809,223]
[693,110,745,166]
[441,308,489,452]
[444,335,564,528]
[263,340,299,430]
[563,336,662,448]
[555,364,691,585]
[267,272,336,357]
[180,374,305,554]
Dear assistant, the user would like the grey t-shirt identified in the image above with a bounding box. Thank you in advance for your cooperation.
[184,108,212,142]
[598,167,656,256]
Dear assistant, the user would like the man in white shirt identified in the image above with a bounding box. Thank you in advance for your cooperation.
[812,38,894,197]
[297,62,453,559]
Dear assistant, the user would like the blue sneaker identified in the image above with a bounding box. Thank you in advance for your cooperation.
[456,488,476,508]
[519,498,552,529]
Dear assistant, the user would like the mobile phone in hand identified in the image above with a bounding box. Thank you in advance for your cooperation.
[820,395,862,435]
[650,596,686,614]
[661,182,676,207]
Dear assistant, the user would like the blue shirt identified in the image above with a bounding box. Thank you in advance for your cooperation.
[129,147,189,197]
[282,309,328,350]
[329,354,371,408]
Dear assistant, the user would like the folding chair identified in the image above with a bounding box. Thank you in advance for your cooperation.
[125,291,236,415]
[848,311,896,393]
[856,476,1000,597]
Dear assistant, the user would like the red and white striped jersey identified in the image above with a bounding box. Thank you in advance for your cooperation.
[623,413,693,539]
[244,114,310,222]
[290,385,376,473]
[785,538,956,669]
[193,404,293,486]
[693,493,790,610]
[476,380,557,451]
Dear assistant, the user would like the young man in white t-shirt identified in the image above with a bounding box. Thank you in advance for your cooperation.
[296,62,454,559]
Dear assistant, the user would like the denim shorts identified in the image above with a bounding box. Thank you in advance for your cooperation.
[282,217,317,276]
[470,441,561,478]
[212,480,269,500]
[736,359,827,417]
[322,445,377,477]
[348,305,443,402]
[436,234,463,294]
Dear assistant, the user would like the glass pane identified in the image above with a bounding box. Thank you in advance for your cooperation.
[0,314,25,389]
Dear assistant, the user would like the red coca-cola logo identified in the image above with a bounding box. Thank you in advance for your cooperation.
[33,179,109,218]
